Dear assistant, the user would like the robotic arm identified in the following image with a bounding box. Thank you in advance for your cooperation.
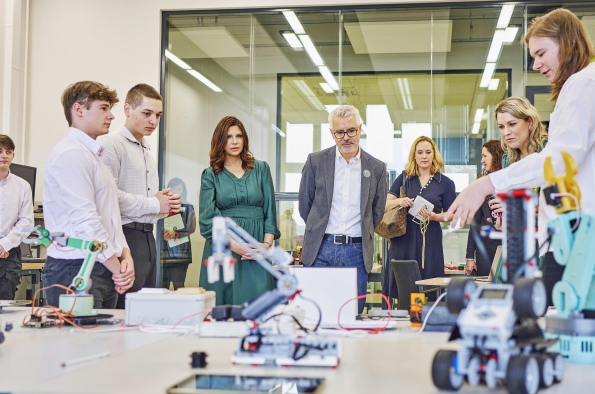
[23,226,105,316]
[206,217,297,321]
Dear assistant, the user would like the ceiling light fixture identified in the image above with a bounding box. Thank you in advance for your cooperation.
[497,5,515,29]
[474,109,485,123]
[187,70,223,92]
[488,79,500,90]
[502,27,519,43]
[318,66,339,91]
[270,124,286,137]
[480,63,497,88]
[282,31,303,49]
[282,11,306,35]
[319,82,334,94]
[293,80,325,111]
[165,50,191,70]
[299,35,325,66]
[487,29,506,62]
[397,78,413,110]
[471,122,481,135]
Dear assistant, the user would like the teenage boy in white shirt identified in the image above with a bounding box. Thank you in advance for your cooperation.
[42,81,135,308]
[0,134,34,300]
[99,84,181,308]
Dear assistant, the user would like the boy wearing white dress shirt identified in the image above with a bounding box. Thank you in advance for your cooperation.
[42,81,135,308]
[0,135,34,300]
[99,84,181,308]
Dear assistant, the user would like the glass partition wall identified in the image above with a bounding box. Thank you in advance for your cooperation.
[159,3,595,290]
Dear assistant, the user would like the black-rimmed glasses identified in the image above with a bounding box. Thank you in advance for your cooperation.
[332,127,359,139]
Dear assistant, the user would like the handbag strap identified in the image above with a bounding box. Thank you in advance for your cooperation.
[401,170,408,193]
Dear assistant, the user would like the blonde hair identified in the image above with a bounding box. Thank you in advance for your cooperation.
[405,136,444,177]
[495,97,548,164]
[524,8,595,101]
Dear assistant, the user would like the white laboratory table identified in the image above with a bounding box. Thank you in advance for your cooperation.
[1,307,594,394]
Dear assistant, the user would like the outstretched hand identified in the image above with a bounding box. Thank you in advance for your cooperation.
[445,176,495,227]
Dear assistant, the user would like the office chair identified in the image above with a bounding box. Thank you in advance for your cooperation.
[391,259,438,311]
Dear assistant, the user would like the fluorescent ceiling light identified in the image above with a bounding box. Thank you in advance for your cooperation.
[497,5,515,29]
[293,80,325,110]
[165,50,191,70]
[502,27,519,43]
[318,66,339,91]
[283,11,306,35]
[397,78,413,110]
[480,63,497,88]
[487,29,505,62]
[319,82,334,94]
[282,32,303,49]
[187,70,223,92]
[471,122,481,135]
[299,35,324,66]
[474,109,485,123]
[325,105,340,113]
[488,79,500,91]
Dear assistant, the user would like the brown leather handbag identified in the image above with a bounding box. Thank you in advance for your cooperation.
[374,172,408,240]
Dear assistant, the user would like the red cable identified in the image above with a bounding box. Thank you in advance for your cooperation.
[337,293,392,334]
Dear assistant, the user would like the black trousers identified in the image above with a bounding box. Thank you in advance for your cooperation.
[115,227,157,309]
[42,257,118,309]
[543,252,565,307]
[0,248,21,300]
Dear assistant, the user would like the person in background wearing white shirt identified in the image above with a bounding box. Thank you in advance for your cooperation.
[99,84,181,308]
[0,135,34,300]
[446,8,595,306]
[43,81,135,308]
[298,105,387,314]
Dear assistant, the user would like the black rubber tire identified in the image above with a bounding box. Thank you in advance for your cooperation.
[446,278,476,314]
[431,350,464,391]
[513,278,547,318]
[547,352,564,383]
[537,354,554,388]
[506,355,540,394]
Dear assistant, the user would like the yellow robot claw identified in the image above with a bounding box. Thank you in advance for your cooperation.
[544,151,581,214]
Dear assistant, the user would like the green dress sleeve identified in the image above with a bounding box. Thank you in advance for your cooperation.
[199,168,222,240]
[260,161,281,239]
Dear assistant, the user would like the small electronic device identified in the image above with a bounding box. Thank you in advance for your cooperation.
[168,374,325,393]
[409,195,434,221]
[486,194,502,220]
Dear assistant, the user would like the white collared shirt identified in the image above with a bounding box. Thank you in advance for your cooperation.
[0,171,34,252]
[325,146,362,236]
[43,128,127,262]
[489,63,595,253]
[98,126,162,225]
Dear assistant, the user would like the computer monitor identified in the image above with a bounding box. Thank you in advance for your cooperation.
[10,163,36,202]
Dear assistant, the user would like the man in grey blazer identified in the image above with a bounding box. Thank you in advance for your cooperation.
[298,105,387,314]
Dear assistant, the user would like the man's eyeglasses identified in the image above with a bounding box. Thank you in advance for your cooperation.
[332,128,359,139]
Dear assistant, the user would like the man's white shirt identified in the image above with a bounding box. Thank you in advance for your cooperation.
[0,172,34,252]
[43,128,127,262]
[99,126,163,225]
[325,147,362,236]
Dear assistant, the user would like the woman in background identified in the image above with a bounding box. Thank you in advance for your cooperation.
[199,116,280,305]
[383,136,456,302]
[162,178,196,290]
[465,140,504,276]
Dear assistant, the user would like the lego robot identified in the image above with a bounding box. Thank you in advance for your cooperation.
[206,216,340,367]
[432,189,563,394]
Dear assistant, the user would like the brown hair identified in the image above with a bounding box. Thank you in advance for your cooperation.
[495,96,548,164]
[209,116,255,174]
[524,8,595,101]
[125,83,162,109]
[0,134,15,151]
[404,136,444,177]
[61,81,119,126]
[482,140,504,175]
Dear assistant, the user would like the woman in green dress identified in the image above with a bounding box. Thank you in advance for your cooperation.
[199,116,280,305]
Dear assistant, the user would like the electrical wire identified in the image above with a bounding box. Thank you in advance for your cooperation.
[337,293,392,334]
[551,192,581,231]
[297,293,322,332]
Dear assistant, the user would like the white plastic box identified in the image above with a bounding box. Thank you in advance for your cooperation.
[125,289,216,327]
